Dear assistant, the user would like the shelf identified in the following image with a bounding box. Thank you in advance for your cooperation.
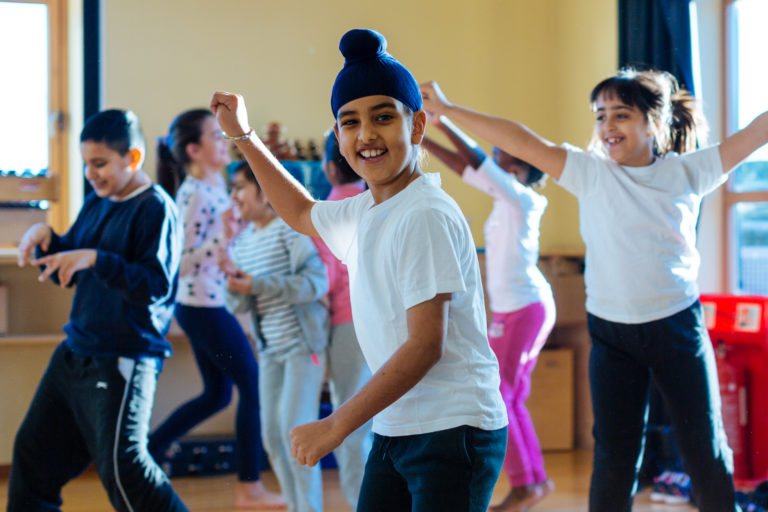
[0,246,19,265]
[0,175,58,202]
[0,333,63,346]
[0,333,189,346]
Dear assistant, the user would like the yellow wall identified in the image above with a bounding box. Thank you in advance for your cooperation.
[0,0,618,464]
[103,0,617,254]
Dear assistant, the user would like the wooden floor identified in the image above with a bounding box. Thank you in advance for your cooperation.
[1,450,694,511]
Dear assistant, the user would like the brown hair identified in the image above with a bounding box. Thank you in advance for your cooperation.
[588,68,708,156]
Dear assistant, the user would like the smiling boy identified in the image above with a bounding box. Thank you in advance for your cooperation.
[210,28,507,511]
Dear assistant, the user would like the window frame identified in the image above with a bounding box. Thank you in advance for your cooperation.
[722,0,768,293]
[0,0,70,233]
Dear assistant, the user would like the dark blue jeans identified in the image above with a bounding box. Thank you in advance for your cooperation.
[8,343,188,512]
[356,425,506,512]
[149,305,263,481]
[587,300,737,512]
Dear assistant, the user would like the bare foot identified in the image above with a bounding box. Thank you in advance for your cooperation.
[534,478,555,502]
[489,484,540,512]
[234,481,287,510]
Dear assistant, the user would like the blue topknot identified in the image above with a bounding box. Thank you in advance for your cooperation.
[330,28,421,117]
[339,28,387,62]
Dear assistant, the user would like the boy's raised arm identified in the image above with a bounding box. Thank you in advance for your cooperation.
[420,81,567,180]
[210,91,319,238]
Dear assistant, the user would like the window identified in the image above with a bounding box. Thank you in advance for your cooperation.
[0,0,69,234]
[725,0,768,294]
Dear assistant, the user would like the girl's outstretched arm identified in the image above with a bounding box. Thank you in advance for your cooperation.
[420,81,567,180]
[210,91,319,237]
[719,111,768,173]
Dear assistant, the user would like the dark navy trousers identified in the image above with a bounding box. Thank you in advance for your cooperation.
[8,343,188,512]
[149,305,263,481]
[587,300,738,511]
[356,425,506,512]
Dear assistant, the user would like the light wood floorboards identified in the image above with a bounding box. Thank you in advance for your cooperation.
[1,450,695,511]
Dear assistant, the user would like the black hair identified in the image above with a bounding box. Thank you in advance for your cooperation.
[232,160,261,193]
[492,147,547,188]
[157,108,213,197]
[323,129,361,184]
[588,68,707,156]
[80,109,145,156]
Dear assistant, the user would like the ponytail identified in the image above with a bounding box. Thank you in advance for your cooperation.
[157,136,185,198]
[669,88,708,154]
[155,108,213,198]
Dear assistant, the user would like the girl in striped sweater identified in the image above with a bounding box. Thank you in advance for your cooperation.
[221,161,329,512]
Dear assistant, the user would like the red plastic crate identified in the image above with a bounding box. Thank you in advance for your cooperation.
[701,294,768,485]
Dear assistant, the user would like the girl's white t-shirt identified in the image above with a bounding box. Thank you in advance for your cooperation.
[463,157,552,313]
[311,173,507,437]
[556,145,727,324]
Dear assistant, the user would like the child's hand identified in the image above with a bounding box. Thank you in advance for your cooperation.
[32,249,97,287]
[225,271,252,295]
[419,81,452,115]
[210,91,251,138]
[17,222,52,267]
[290,416,344,467]
[221,207,244,241]
[218,247,240,276]
[425,110,443,127]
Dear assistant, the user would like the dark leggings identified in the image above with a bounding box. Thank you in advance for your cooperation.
[587,300,737,511]
[149,305,263,481]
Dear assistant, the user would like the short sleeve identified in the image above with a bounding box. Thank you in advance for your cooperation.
[555,144,601,198]
[395,208,467,310]
[310,192,371,264]
[679,145,727,196]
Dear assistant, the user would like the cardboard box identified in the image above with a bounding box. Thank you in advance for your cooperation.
[528,347,575,450]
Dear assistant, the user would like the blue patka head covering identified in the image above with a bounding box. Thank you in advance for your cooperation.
[330,28,422,118]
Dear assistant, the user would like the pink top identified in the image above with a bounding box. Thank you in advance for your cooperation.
[313,182,366,326]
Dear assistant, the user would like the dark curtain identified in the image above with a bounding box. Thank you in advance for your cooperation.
[618,0,695,95]
[83,0,100,197]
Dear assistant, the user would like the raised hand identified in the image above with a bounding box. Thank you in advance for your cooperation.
[17,223,53,267]
[209,91,252,138]
[425,110,444,127]
[419,81,452,116]
[31,249,97,287]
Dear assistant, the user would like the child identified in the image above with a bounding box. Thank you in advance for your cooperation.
[423,115,556,511]
[313,129,372,509]
[152,108,285,509]
[221,161,328,512]
[210,28,508,512]
[10,109,188,512]
[420,69,768,511]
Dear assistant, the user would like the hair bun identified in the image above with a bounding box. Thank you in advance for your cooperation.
[339,28,387,62]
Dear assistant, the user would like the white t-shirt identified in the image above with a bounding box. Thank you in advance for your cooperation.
[463,157,552,313]
[175,174,231,307]
[311,173,507,437]
[556,145,727,324]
